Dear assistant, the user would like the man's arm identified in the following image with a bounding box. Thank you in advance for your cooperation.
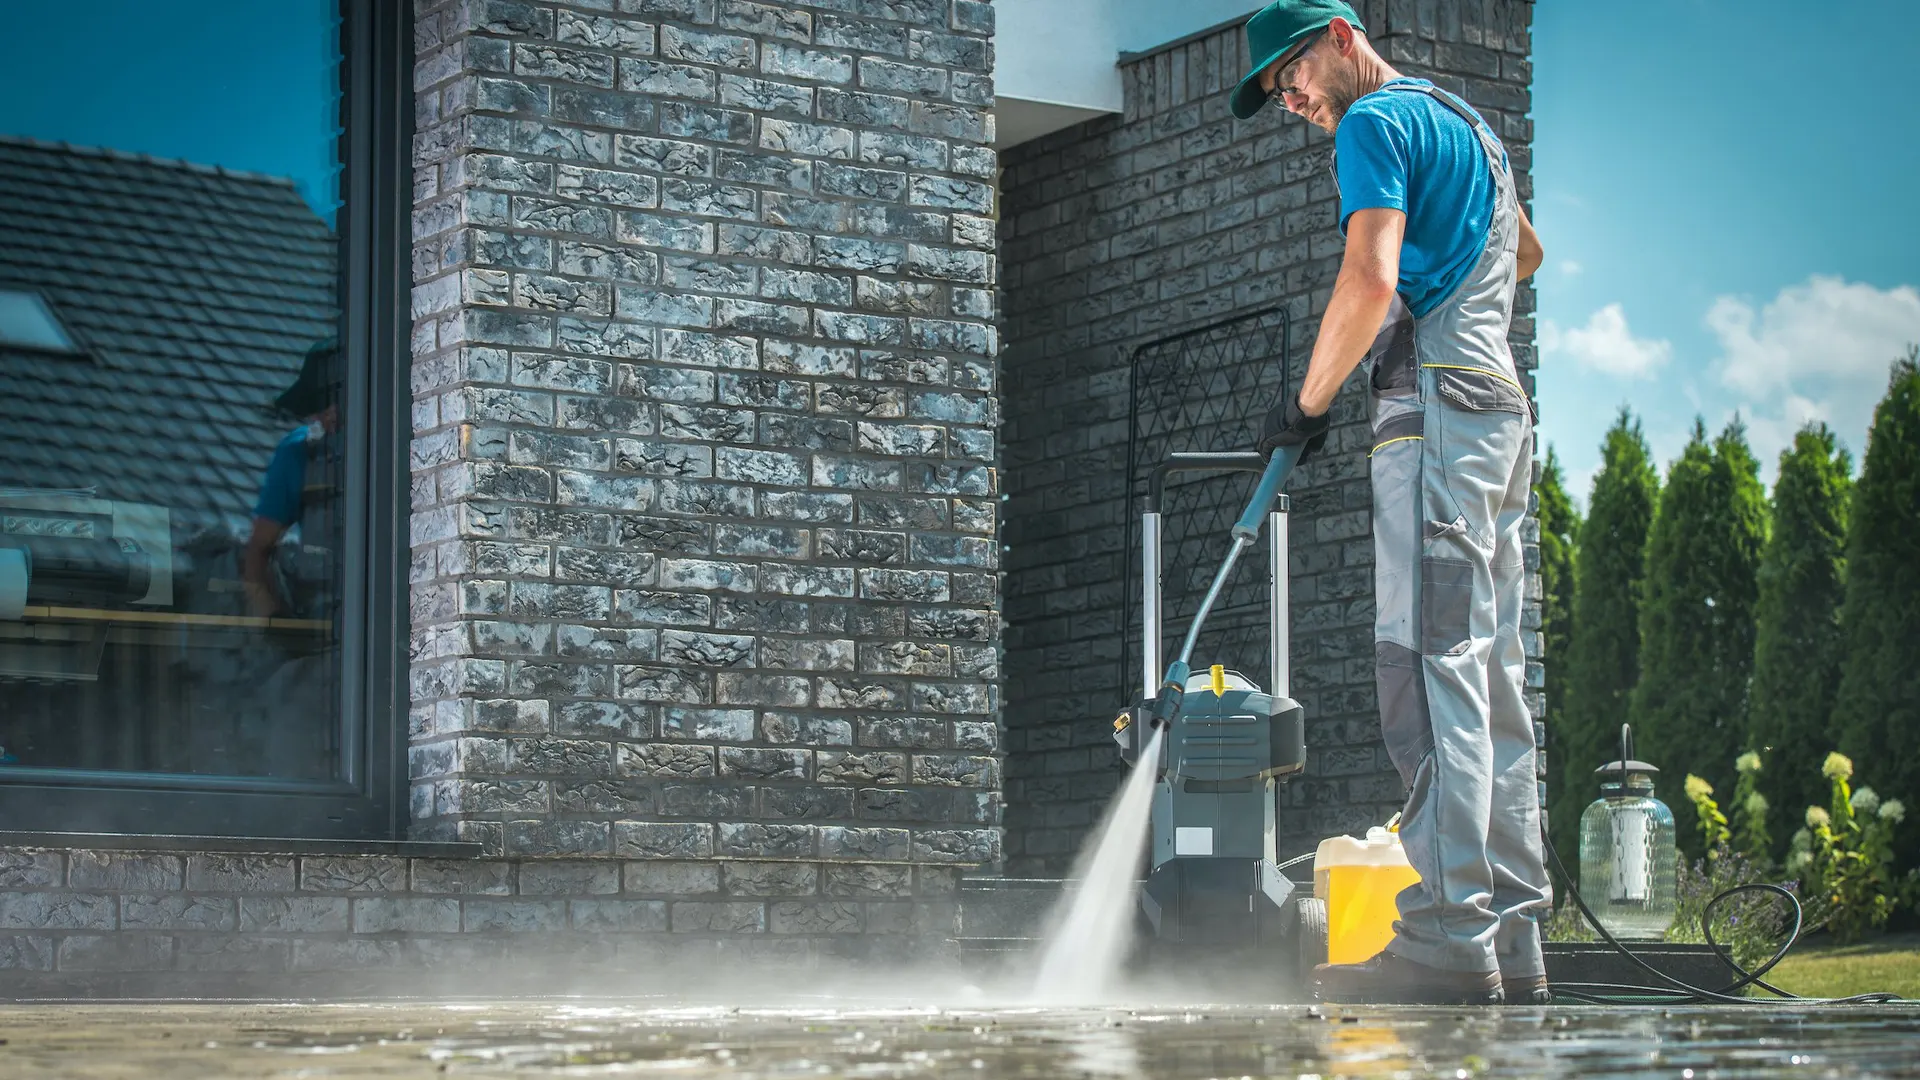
[242,517,288,618]
[1297,207,1406,416]
[1516,205,1543,281]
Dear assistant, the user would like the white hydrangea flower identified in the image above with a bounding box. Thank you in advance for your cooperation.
[1786,850,1812,875]
[1851,787,1881,816]
[1790,827,1812,852]
[1745,792,1768,815]
[1822,752,1854,781]
[1736,751,1762,775]
[1881,800,1907,824]
[1806,806,1831,829]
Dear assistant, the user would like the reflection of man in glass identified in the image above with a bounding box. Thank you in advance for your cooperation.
[244,339,337,618]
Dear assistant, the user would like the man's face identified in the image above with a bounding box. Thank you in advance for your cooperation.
[1261,28,1363,134]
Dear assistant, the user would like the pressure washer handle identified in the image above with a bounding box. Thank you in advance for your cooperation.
[1230,444,1302,542]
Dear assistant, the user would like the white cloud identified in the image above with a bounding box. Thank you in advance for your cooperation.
[1559,260,1583,277]
[1707,275,1920,469]
[1539,303,1672,379]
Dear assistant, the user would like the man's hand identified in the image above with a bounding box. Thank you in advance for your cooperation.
[1258,395,1331,464]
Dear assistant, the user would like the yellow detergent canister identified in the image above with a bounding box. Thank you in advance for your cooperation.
[1313,822,1421,965]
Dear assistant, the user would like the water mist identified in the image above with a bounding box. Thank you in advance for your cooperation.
[1029,726,1165,1004]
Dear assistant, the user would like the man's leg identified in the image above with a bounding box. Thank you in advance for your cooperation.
[1487,430,1553,984]
[1361,386,1524,975]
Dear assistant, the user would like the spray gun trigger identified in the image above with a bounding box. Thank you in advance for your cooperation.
[1210,664,1226,697]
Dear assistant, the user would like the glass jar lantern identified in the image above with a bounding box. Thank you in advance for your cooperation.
[1577,725,1678,939]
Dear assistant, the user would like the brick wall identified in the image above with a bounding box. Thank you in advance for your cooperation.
[405,0,1004,863]
[0,845,959,995]
[997,0,1540,875]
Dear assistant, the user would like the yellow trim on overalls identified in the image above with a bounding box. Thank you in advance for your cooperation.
[1369,435,1423,457]
[1420,362,1527,395]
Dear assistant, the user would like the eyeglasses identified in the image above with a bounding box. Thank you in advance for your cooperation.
[1265,31,1325,106]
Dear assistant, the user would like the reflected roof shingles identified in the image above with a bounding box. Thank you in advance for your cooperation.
[0,136,337,526]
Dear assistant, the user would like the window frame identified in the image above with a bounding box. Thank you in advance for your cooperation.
[0,0,412,841]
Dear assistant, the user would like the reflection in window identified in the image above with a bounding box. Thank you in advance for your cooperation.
[0,1,346,781]
[0,291,81,354]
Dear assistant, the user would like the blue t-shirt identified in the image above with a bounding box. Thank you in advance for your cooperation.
[253,426,310,526]
[1334,79,1505,318]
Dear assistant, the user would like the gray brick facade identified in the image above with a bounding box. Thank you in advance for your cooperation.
[407,0,1002,863]
[996,1,1541,875]
[0,846,958,995]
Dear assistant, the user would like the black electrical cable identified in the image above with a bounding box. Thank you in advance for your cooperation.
[1541,836,1910,1006]
[1539,723,1909,1005]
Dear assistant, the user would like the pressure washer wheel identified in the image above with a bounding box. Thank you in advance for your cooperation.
[1294,896,1328,975]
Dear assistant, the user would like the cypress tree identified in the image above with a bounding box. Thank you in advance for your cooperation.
[1747,423,1851,835]
[1537,446,1580,719]
[1630,418,1769,857]
[1553,411,1657,868]
[1834,350,1920,810]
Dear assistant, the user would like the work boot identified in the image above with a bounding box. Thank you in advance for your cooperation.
[1501,972,1552,1005]
[1314,951,1504,1005]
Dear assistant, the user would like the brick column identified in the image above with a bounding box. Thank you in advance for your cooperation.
[407,0,1002,861]
[997,0,1538,875]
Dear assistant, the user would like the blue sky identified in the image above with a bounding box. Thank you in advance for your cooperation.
[1532,0,1920,502]
[0,0,340,221]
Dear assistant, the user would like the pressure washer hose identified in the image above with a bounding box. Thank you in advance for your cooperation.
[1540,726,1908,1003]
[1538,838,1911,1006]
[1170,444,1302,671]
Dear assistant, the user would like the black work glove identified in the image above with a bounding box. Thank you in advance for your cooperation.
[1257,395,1331,464]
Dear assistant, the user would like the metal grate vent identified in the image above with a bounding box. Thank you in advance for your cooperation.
[1122,307,1290,700]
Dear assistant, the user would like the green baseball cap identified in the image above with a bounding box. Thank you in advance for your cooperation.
[1229,0,1367,120]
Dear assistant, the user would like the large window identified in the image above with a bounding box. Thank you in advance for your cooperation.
[0,0,407,838]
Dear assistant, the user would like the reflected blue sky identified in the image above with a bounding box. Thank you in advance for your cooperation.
[0,0,340,222]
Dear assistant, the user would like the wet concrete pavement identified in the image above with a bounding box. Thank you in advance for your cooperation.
[3,999,1919,1078]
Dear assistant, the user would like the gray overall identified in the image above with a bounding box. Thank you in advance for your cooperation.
[1360,82,1551,977]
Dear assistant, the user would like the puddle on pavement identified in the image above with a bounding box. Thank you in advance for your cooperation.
[2,1000,1918,1078]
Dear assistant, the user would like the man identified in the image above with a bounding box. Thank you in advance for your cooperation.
[243,339,338,619]
[1232,1,1552,1005]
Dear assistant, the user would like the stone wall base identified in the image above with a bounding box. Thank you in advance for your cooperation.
[0,846,965,999]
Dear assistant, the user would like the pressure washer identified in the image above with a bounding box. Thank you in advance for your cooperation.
[1107,445,1911,1006]
[1111,446,1314,976]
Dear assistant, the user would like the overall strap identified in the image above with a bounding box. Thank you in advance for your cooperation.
[1380,81,1509,182]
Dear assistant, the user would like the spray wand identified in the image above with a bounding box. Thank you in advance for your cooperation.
[1140,443,1302,732]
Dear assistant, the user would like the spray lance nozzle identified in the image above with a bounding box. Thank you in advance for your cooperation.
[1113,660,1188,764]
[1147,660,1189,730]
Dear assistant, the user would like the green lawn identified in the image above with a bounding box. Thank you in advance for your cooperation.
[1763,933,1920,1000]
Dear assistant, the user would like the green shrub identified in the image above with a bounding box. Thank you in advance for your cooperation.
[1747,425,1851,837]
[1665,845,1793,975]
[1833,352,1920,817]
[1731,751,1772,872]
[1784,752,1918,943]
[1669,763,1794,973]
[1556,412,1658,871]
[1631,420,1767,858]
